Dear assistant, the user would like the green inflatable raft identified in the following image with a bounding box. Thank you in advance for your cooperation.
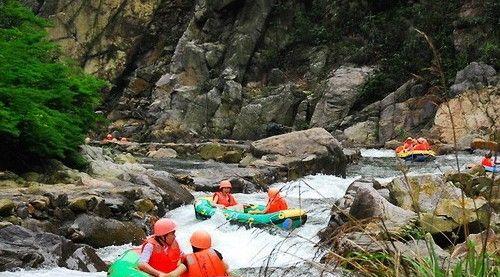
[194,197,307,229]
[107,249,148,277]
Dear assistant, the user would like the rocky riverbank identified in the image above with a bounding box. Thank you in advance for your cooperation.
[318,168,499,273]
[0,128,348,272]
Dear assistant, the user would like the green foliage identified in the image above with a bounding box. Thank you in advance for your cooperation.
[0,0,106,171]
[273,0,333,46]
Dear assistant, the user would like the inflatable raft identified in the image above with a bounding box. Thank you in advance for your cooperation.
[107,249,148,277]
[484,165,499,173]
[396,150,436,162]
[194,197,307,229]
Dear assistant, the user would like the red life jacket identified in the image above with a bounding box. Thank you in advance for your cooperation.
[403,142,414,151]
[185,249,228,277]
[213,192,237,207]
[266,196,288,213]
[482,157,493,167]
[141,236,182,273]
[413,143,430,151]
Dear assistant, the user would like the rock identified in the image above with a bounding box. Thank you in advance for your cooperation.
[343,120,378,146]
[310,66,374,130]
[434,143,456,155]
[331,232,449,264]
[0,225,106,271]
[250,128,347,177]
[199,143,229,160]
[433,87,499,144]
[232,84,306,140]
[379,96,437,143]
[268,68,286,85]
[23,172,41,182]
[69,197,93,213]
[434,197,488,224]
[114,153,137,164]
[0,199,15,216]
[147,148,178,159]
[218,150,243,164]
[450,62,497,95]
[388,174,491,234]
[134,199,155,213]
[471,138,499,152]
[349,186,417,235]
[388,175,462,213]
[451,229,499,259]
[384,140,402,150]
[222,0,275,82]
[239,153,257,167]
[43,0,163,80]
[131,171,194,210]
[69,214,146,248]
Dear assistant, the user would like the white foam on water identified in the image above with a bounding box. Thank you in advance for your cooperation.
[360,148,395,158]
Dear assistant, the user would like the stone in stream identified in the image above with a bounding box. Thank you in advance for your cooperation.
[0,225,107,272]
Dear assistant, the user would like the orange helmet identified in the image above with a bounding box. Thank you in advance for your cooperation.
[190,230,211,249]
[219,180,232,189]
[106,134,113,140]
[154,218,176,236]
[268,187,280,197]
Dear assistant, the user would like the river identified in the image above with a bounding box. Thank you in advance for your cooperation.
[0,149,485,276]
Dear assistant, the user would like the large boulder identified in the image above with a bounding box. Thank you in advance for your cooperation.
[343,120,379,147]
[68,214,146,248]
[449,62,497,95]
[349,186,417,236]
[250,128,347,177]
[433,87,499,145]
[0,225,106,272]
[232,84,306,140]
[310,66,374,130]
[388,174,489,233]
[130,171,194,210]
[378,80,436,143]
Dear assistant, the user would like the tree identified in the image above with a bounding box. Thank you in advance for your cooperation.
[0,0,106,171]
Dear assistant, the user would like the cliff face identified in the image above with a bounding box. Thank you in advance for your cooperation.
[29,0,499,145]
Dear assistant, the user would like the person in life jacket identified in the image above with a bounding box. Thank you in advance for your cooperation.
[262,187,288,214]
[403,137,415,151]
[183,230,229,277]
[481,152,494,167]
[212,180,243,211]
[138,218,187,277]
[413,137,431,151]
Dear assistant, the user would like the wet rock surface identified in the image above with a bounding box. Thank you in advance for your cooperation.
[0,225,107,272]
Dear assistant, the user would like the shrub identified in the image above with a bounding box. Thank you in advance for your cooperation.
[0,0,106,171]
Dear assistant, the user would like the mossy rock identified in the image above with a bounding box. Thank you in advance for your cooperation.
[217,150,243,163]
[419,213,459,233]
[69,198,89,213]
[199,143,228,160]
[134,199,155,213]
[0,199,15,216]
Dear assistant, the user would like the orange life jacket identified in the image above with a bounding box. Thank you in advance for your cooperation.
[141,236,182,273]
[185,249,228,277]
[482,157,493,167]
[266,196,288,213]
[213,192,237,207]
[413,143,430,151]
[395,146,405,153]
[403,142,414,151]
